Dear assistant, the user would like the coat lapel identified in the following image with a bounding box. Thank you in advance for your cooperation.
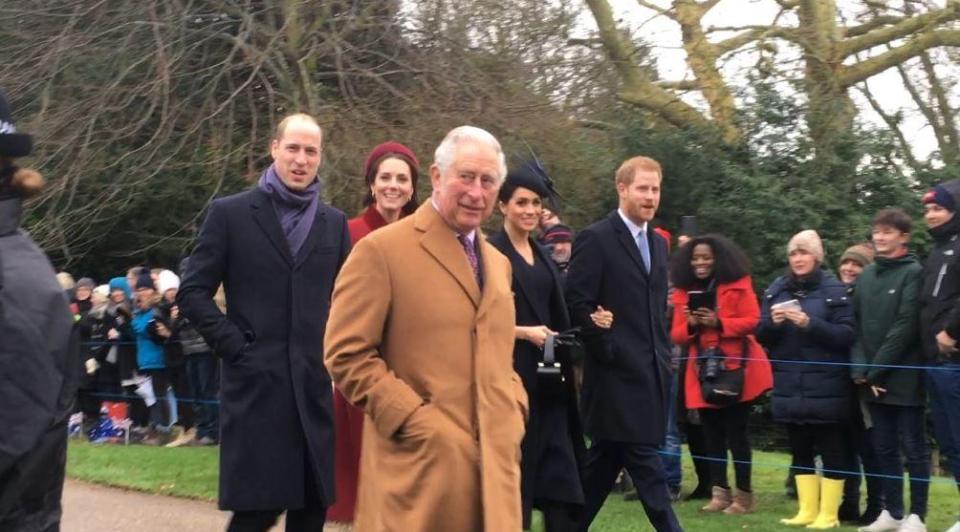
[415,203,481,308]
[534,241,571,329]
[250,189,294,267]
[610,211,647,277]
[294,207,327,269]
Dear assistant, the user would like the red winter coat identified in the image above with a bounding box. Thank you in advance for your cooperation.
[670,275,773,410]
[328,205,389,522]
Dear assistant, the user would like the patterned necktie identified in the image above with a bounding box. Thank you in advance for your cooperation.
[458,234,482,287]
[637,229,651,273]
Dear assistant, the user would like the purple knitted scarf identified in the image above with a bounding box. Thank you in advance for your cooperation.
[257,164,320,257]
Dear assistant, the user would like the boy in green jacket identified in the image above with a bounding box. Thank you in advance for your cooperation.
[851,208,930,532]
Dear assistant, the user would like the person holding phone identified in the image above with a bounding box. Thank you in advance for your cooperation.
[669,234,772,515]
[757,229,856,529]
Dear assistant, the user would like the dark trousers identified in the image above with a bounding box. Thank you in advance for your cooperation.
[868,403,930,519]
[928,366,960,485]
[186,352,220,441]
[700,402,752,491]
[226,463,325,532]
[661,371,682,492]
[842,405,883,509]
[540,500,579,532]
[684,422,710,491]
[578,440,682,532]
[167,363,194,430]
[787,423,846,479]
[142,369,170,429]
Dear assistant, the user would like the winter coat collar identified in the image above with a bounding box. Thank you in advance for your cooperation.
[875,252,920,271]
[360,204,389,230]
[0,197,22,236]
[785,266,825,295]
[928,214,960,244]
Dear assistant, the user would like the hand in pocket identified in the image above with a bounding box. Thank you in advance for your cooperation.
[396,404,439,442]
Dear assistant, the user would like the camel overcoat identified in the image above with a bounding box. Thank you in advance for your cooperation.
[324,202,528,532]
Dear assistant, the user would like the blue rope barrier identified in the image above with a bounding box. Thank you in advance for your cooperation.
[675,355,960,372]
[87,391,220,406]
[655,449,958,485]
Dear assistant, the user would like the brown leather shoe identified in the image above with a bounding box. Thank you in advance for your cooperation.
[701,486,732,512]
[723,489,754,514]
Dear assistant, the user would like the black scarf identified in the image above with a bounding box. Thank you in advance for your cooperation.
[786,267,824,297]
[928,213,960,244]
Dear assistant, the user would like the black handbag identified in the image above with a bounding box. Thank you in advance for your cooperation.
[538,329,581,390]
[696,336,748,407]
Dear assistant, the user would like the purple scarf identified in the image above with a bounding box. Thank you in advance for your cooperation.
[257,164,321,257]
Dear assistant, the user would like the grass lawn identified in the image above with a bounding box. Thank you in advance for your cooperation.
[67,440,219,500]
[67,441,959,531]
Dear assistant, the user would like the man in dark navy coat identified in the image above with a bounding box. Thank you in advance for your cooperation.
[178,113,350,532]
[566,156,682,532]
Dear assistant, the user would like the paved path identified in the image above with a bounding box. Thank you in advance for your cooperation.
[61,479,286,531]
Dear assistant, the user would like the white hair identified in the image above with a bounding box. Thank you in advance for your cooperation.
[433,125,507,181]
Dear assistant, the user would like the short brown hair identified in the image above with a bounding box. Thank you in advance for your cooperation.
[615,156,662,186]
[872,207,913,234]
[274,113,322,141]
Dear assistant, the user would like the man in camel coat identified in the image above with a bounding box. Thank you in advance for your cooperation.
[324,125,528,531]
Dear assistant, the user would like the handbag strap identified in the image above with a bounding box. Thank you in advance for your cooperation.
[544,334,556,365]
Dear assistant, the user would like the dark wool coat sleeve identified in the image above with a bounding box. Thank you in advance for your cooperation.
[564,227,610,361]
[177,199,247,360]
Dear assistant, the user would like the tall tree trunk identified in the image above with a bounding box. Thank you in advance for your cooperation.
[797,0,857,161]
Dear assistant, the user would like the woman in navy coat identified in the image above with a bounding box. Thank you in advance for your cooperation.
[488,162,584,532]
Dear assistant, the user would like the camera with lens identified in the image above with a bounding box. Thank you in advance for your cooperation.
[699,346,725,381]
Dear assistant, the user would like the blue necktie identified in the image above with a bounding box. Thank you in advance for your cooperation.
[637,229,651,273]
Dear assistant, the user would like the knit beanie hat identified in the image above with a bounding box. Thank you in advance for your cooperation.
[76,277,95,290]
[157,269,180,294]
[923,184,957,212]
[542,223,574,244]
[840,243,875,268]
[788,229,825,263]
[135,268,155,291]
[108,277,132,299]
[93,284,110,301]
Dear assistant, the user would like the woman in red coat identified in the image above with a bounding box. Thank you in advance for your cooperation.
[327,141,420,530]
[669,234,772,516]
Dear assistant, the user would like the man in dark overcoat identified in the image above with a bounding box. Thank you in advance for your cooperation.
[178,113,350,532]
[566,156,682,532]
[0,88,79,531]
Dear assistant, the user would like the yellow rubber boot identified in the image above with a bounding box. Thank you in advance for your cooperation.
[806,478,844,529]
[781,474,820,526]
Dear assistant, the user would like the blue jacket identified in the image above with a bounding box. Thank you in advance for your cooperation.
[132,308,165,370]
[757,269,855,424]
